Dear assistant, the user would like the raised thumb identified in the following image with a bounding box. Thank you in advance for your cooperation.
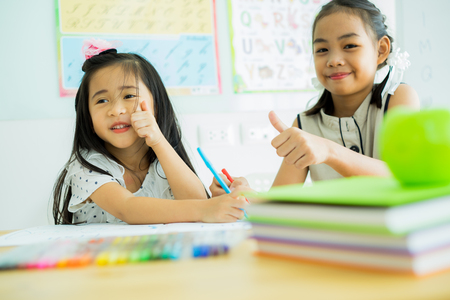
[140,100,150,111]
[269,111,289,133]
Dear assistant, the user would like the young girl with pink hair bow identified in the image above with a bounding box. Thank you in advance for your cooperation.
[52,39,248,225]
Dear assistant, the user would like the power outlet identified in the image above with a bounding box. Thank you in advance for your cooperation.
[245,172,275,192]
[198,124,235,147]
[240,123,276,145]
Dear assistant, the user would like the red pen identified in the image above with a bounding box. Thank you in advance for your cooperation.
[221,168,249,203]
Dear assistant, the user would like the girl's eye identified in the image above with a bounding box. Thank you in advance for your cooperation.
[344,44,357,49]
[316,48,328,53]
[124,94,136,100]
[96,99,108,104]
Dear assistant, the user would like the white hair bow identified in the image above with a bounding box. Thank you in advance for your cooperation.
[382,48,411,95]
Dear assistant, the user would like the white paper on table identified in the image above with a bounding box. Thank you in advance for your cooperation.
[0,222,251,247]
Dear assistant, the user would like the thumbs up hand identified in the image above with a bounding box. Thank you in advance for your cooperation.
[269,111,331,170]
[269,110,289,133]
[131,100,163,147]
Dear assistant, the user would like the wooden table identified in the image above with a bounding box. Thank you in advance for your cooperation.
[1,230,450,300]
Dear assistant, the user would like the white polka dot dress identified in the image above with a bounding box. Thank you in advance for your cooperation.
[64,150,174,224]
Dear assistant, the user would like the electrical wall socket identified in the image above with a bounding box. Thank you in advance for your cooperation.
[240,123,276,145]
[245,172,275,192]
[198,124,235,147]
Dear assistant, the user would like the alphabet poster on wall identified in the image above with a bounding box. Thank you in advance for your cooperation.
[56,0,221,97]
[228,0,330,93]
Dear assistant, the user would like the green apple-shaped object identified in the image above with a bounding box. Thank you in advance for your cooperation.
[380,107,450,187]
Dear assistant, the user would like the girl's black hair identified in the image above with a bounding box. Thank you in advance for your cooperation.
[305,0,394,116]
[52,50,198,224]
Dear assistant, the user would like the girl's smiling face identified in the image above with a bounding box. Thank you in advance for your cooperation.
[313,12,388,101]
[88,64,154,151]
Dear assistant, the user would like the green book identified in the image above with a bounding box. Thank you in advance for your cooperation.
[244,176,450,235]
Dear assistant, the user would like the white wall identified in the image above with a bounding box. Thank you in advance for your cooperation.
[396,0,450,108]
[1,0,446,231]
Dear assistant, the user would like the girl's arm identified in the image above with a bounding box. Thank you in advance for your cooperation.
[152,138,207,200]
[271,115,391,178]
[132,100,206,200]
[323,142,391,177]
[272,159,308,187]
[269,85,421,179]
[90,182,248,224]
[326,84,421,177]
[387,84,421,110]
[268,112,388,180]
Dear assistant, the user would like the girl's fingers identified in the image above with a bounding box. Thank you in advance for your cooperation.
[222,215,239,223]
[276,141,296,158]
[230,185,252,196]
[227,208,244,220]
[271,132,289,149]
[230,177,251,193]
[209,183,223,197]
[131,110,163,147]
[134,100,150,113]
[140,100,149,111]
[228,195,250,210]
[133,119,152,130]
[135,127,151,138]
[229,181,241,190]
[132,111,154,122]
[284,145,305,165]
[269,111,289,133]
[215,174,230,185]
[211,175,231,191]
[294,154,311,170]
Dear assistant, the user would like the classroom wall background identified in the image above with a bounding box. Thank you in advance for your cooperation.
[0,0,447,230]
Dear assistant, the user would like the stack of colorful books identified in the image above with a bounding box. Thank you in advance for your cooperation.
[245,176,450,276]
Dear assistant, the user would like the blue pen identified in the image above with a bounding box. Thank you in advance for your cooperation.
[197,147,248,218]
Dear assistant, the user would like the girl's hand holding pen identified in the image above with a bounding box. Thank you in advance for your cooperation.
[209,174,251,197]
[269,111,332,170]
[201,186,250,223]
[197,147,250,219]
[131,100,163,147]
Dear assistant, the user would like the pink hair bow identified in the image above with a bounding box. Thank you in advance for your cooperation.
[81,38,122,60]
